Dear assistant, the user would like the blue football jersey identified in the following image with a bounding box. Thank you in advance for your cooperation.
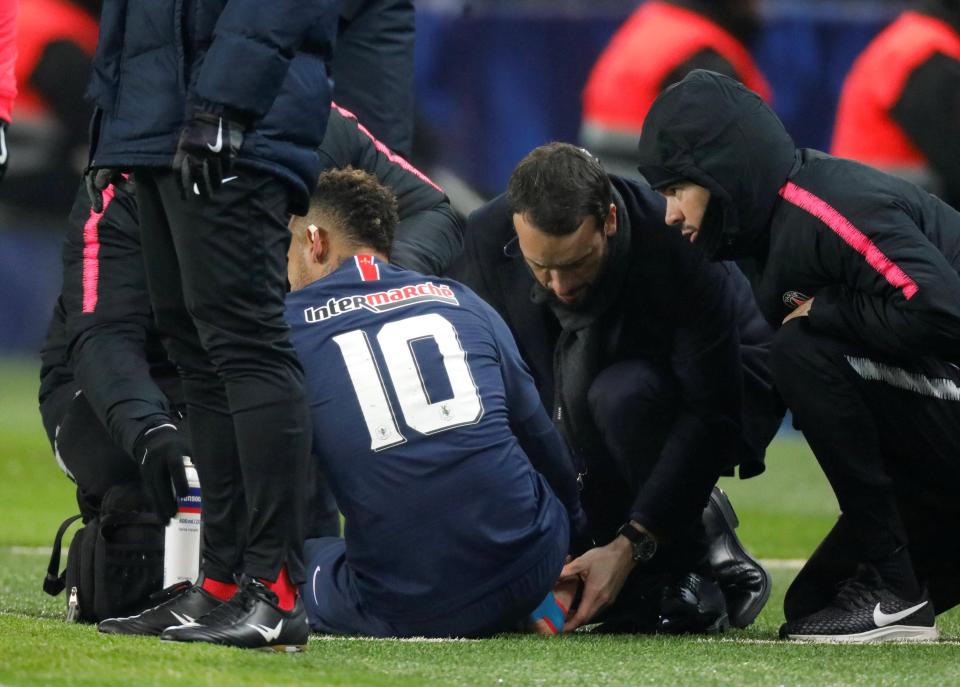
[285,255,568,621]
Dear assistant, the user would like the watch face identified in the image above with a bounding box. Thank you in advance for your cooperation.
[634,535,657,562]
[619,523,657,562]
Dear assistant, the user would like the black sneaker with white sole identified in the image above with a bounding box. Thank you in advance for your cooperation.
[160,576,308,652]
[780,565,938,643]
[98,581,224,636]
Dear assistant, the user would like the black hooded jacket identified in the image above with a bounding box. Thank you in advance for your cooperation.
[637,70,960,363]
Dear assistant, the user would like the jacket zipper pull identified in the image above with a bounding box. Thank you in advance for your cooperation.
[66,586,79,622]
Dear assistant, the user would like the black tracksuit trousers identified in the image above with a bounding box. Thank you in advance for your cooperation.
[771,320,960,616]
[135,169,309,585]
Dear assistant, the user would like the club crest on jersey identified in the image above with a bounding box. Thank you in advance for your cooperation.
[782,290,811,308]
[303,282,459,323]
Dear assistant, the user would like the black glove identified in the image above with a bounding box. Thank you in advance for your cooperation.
[84,167,135,213]
[133,423,190,522]
[0,119,8,183]
[173,112,244,200]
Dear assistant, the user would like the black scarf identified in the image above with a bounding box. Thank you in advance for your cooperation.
[531,192,633,460]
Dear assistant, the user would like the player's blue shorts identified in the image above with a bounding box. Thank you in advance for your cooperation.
[301,533,566,638]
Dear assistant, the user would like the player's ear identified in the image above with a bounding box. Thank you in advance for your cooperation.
[308,224,331,264]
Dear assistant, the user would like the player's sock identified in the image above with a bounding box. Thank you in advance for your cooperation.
[201,576,238,602]
[261,567,297,611]
[871,546,921,600]
[527,578,578,635]
[528,592,566,635]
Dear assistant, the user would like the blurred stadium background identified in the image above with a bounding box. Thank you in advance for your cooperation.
[6,3,960,684]
[0,0,911,356]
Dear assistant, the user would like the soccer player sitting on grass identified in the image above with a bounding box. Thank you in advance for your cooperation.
[637,69,960,642]
[286,168,586,637]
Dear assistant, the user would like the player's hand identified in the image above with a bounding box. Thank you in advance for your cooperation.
[84,167,134,213]
[173,112,244,200]
[134,424,190,522]
[0,119,8,182]
[558,537,636,631]
[783,296,814,324]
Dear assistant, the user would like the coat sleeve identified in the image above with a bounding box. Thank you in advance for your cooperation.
[891,52,960,208]
[327,103,464,275]
[803,197,960,360]
[0,0,17,123]
[194,0,338,120]
[629,258,743,538]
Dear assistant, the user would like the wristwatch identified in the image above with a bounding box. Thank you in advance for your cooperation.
[617,522,657,563]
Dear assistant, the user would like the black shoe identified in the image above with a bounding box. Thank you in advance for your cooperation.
[98,581,223,636]
[160,577,308,652]
[703,486,771,628]
[658,572,729,634]
[779,565,938,643]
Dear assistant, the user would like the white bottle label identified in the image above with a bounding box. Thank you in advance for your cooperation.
[163,457,202,588]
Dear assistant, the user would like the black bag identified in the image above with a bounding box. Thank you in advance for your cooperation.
[44,489,165,623]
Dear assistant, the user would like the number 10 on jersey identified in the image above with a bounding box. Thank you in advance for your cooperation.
[332,313,484,451]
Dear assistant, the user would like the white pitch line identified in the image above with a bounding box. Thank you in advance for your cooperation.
[704,637,960,646]
[759,559,806,570]
[310,634,480,643]
[7,546,50,556]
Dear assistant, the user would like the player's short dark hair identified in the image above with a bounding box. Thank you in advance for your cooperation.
[506,142,612,236]
[311,168,399,255]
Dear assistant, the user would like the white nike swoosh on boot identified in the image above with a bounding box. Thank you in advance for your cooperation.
[0,128,7,165]
[873,600,928,627]
[207,118,223,153]
[247,619,283,642]
[170,611,199,627]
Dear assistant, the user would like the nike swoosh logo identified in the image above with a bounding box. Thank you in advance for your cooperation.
[0,127,7,165]
[170,611,199,627]
[207,118,223,154]
[221,175,238,184]
[312,566,322,607]
[247,619,283,642]
[873,600,928,627]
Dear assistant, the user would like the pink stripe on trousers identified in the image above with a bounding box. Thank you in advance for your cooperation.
[82,184,117,313]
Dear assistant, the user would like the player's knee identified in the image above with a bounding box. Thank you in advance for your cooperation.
[588,360,673,429]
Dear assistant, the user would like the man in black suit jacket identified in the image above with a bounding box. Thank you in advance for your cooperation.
[449,143,783,633]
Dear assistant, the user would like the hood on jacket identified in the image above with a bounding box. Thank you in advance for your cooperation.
[636,70,796,260]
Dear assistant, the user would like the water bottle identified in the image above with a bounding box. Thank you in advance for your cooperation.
[163,457,202,588]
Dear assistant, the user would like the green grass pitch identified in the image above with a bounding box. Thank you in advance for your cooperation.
[2,357,959,686]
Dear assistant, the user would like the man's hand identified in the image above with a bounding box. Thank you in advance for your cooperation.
[559,536,637,631]
[134,424,189,522]
[84,168,134,213]
[173,112,244,199]
[783,297,814,324]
